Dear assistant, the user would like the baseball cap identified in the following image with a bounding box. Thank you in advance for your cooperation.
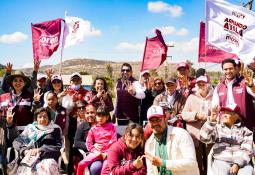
[177,62,189,70]
[70,72,82,81]
[141,70,150,76]
[37,74,46,81]
[221,103,241,115]
[165,77,177,84]
[51,74,62,82]
[147,105,164,120]
[196,76,208,83]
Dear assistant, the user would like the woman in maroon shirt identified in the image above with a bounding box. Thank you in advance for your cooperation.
[101,123,146,175]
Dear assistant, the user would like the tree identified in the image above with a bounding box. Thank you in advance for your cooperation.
[105,64,114,94]
[79,71,89,75]
[149,69,158,77]
[106,63,113,78]
[0,69,5,77]
[186,60,196,77]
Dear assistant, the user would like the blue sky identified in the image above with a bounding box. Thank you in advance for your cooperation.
[0,0,248,70]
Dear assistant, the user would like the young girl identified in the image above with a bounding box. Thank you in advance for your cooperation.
[77,106,117,175]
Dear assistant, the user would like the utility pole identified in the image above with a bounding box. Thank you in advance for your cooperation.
[164,45,174,80]
[243,0,253,10]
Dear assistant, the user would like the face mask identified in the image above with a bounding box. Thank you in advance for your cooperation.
[71,84,81,90]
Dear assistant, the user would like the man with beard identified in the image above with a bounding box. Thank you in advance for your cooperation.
[211,58,255,131]
[114,63,145,124]
[144,105,199,175]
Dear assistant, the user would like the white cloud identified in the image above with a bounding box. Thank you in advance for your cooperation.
[157,26,176,35]
[115,42,144,50]
[176,28,189,36]
[0,32,28,44]
[164,37,199,65]
[82,20,101,37]
[153,26,188,36]
[148,1,183,17]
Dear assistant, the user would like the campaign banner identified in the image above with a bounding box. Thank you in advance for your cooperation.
[140,29,168,72]
[198,21,236,63]
[32,18,62,61]
[206,0,255,64]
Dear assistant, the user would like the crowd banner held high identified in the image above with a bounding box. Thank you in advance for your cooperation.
[32,18,63,62]
[206,0,255,64]
[62,12,91,48]
[140,29,168,72]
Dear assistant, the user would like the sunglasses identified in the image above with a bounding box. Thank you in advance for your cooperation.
[121,69,131,72]
[155,82,163,85]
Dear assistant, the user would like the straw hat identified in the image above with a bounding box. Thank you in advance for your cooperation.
[6,70,31,87]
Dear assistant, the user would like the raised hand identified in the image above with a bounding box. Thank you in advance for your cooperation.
[5,62,13,74]
[58,89,67,98]
[243,68,254,87]
[33,89,43,102]
[133,155,144,169]
[210,107,218,122]
[180,75,189,88]
[33,60,41,72]
[6,108,15,125]
[127,81,135,95]
[45,68,54,79]
[145,152,162,167]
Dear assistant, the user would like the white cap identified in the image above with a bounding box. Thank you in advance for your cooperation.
[196,76,208,83]
[37,74,46,81]
[70,72,82,80]
[51,74,62,82]
[147,105,164,120]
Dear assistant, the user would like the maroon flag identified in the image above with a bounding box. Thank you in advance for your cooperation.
[32,18,63,61]
[140,29,168,72]
[198,21,236,63]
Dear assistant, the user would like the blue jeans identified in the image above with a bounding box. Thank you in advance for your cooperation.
[89,160,103,175]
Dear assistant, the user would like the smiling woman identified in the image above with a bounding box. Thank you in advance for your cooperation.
[101,123,147,175]
[0,70,33,126]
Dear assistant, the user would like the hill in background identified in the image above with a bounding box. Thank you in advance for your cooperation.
[20,58,179,80]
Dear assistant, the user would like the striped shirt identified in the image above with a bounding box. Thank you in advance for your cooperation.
[200,120,253,167]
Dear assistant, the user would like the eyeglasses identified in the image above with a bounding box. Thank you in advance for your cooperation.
[121,69,131,73]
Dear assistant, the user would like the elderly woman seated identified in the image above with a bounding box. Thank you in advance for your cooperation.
[12,107,63,175]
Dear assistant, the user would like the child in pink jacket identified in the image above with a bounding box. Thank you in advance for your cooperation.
[77,106,117,175]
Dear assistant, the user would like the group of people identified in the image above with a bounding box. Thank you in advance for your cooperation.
[0,58,254,175]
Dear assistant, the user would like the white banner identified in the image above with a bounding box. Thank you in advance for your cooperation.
[206,0,255,64]
[62,12,101,48]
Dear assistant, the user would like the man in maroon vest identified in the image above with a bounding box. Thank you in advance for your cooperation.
[212,58,255,131]
[114,63,145,124]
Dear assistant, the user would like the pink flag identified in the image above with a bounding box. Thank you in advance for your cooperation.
[140,29,168,72]
[32,18,63,61]
[198,21,236,63]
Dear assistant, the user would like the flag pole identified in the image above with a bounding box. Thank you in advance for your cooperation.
[59,49,63,75]
[59,18,66,75]
[140,37,148,72]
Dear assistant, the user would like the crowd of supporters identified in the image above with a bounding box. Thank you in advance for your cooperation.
[0,58,255,175]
